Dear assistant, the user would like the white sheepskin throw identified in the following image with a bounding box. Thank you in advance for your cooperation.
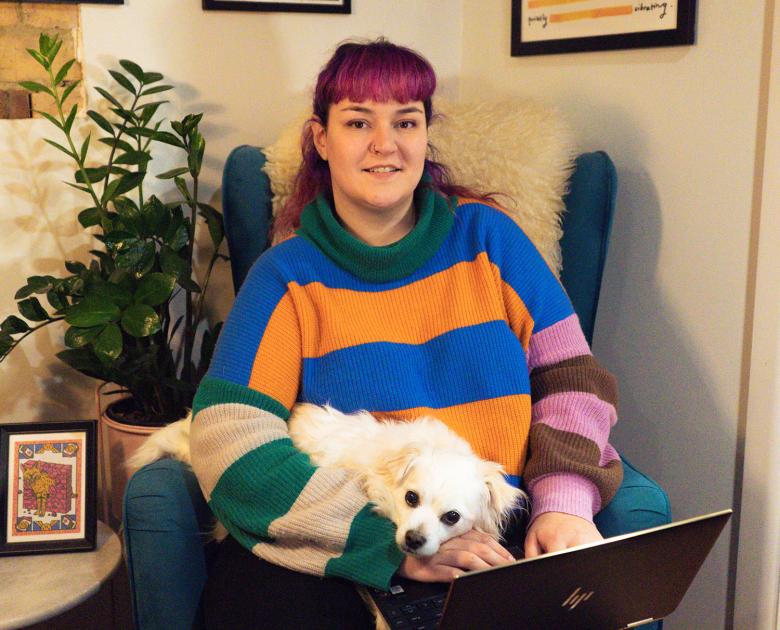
[262,99,575,274]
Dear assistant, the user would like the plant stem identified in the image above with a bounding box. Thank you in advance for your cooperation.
[0,317,65,363]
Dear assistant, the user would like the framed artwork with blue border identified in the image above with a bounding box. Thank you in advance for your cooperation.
[0,420,97,556]
[203,0,350,13]
[512,0,697,56]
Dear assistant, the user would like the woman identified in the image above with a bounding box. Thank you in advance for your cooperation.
[193,39,622,628]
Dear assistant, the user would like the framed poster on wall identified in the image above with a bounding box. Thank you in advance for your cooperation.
[511,0,697,56]
[203,0,350,13]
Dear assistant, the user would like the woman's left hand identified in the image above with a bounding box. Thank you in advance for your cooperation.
[524,511,602,558]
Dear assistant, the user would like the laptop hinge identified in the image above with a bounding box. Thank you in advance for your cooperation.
[624,618,655,629]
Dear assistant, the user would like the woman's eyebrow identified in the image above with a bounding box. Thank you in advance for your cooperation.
[339,105,424,115]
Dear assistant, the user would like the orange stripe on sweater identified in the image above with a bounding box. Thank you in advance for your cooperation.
[248,292,302,410]
[376,394,532,477]
[288,254,534,358]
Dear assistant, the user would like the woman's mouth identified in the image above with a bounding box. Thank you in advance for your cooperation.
[364,166,400,173]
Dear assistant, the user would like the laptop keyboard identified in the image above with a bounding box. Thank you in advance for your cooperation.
[369,586,446,629]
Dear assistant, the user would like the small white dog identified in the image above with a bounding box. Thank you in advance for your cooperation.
[130,403,524,556]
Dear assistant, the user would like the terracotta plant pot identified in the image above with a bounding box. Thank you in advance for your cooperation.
[96,383,162,528]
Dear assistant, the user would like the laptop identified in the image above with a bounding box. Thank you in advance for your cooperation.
[359,509,731,630]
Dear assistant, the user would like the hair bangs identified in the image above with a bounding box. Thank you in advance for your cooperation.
[315,40,436,121]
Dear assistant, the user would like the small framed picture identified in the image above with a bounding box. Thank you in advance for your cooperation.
[203,0,350,13]
[511,0,697,56]
[0,420,97,556]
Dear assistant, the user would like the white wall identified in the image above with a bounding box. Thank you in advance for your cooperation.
[461,1,768,628]
[734,1,780,627]
[0,0,463,423]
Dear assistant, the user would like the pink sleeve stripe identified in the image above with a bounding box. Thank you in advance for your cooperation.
[528,473,601,523]
[527,313,591,370]
[531,391,617,451]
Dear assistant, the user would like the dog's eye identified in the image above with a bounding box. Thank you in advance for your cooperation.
[405,491,419,507]
[441,511,461,526]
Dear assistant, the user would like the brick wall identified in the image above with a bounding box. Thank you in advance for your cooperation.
[0,3,83,119]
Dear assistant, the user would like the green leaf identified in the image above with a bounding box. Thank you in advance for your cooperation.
[78,207,102,228]
[56,348,112,381]
[118,60,145,84]
[135,273,176,306]
[166,223,189,252]
[141,71,164,84]
[0,333,14,358]
[65,182,91,194]
[177,274,201,294]
[14,284,34,300]
[63,104,77,134]
[89,281,133,310]
[94,86,123,109]
[25,275,55,294]
[140,84,173,96]
[121,304,161,338]
[143,196,170,236]
[93,323,123,361]
[61,80,81,103]
[79,132,91,163]
[113,197,143,235]
[174,176,190,201]
[65,296,121,327]
[114,150,151,166]
[109,70,137,95]
[25,48,49,70]
[99,137,135,153]
[18,81,52,95]
[1,315,30,334]
[198,203,224,248]
[102,172,145,204]
[64,325,101,349]
[75,166,109,184]
[46,289,66,312]
[140,101,167,125]
[87,110,114,135]
[65,261,87,274]
[18,297,49,322]
[159,246,188,276]
[157,167,189,180]
[182,113,203,134]
[43,138,74,159]
[46,38,63,63]
[55,59,77,85]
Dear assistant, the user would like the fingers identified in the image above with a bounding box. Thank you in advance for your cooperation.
[524,532,542,559]
[458,530,515,562]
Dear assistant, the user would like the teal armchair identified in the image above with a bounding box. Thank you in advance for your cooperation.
[122,148,670,630]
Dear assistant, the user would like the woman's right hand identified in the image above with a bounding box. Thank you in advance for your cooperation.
[397,530,515,582]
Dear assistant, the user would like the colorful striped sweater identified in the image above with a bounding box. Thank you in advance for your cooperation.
[190,185,622,591]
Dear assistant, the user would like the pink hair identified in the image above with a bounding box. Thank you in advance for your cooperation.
[272,39,493,240]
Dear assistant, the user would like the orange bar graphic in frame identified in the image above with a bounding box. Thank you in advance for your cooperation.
[550,5,633,23]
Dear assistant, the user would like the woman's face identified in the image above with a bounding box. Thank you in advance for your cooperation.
[312,99,428,224]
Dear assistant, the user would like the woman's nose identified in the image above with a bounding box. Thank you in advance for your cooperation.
[370,125,396,154]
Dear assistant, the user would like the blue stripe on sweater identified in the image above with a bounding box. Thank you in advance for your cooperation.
[272,202,572,332]
[300,321,530,413]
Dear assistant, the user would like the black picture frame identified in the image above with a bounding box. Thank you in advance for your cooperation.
[511,0,697,56]
[203,0,350,13]
[0,420,97,556]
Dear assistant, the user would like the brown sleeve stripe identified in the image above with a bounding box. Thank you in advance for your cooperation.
[523,424,623,507]
[530,355,618,408]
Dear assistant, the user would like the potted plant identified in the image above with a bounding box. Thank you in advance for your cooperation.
[0,34,226,523]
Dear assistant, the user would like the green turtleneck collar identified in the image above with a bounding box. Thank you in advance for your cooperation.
[296,184,455,283]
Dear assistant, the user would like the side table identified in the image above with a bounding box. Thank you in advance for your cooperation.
[0,521,121,629]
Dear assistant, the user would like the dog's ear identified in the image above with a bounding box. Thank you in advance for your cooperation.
[380,443,423,485]
[477,461,525,539]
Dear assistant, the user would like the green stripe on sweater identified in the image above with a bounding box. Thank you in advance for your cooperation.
[192,376,290,421]
[209,438,316,539]
[325,504,405,590]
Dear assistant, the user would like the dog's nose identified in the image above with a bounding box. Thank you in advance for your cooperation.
[404,531,426,550]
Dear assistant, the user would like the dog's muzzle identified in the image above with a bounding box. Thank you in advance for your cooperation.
[403,530,427,552]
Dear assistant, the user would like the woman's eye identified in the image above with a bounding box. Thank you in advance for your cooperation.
[348,120,367,129]
[405,491,419,507]
[397,120,416,129]
[441,511,460,526]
